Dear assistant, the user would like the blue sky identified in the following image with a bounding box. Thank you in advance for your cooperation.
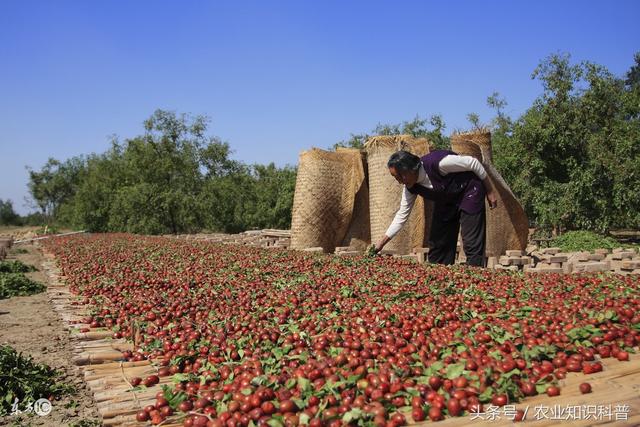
[1,0,638,214]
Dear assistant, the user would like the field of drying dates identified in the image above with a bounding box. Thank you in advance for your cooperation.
[43,234,640,426]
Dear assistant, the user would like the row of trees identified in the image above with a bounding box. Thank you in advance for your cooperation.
[0,200,46,227]
[15,52,640,234]
[24,111,296,234]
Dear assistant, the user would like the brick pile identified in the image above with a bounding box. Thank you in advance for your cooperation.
[523,247,569,273]
[490,250,534,272]
[334,246,363,256]
[174,229,291,249]
[332,244,640,276]
[521,247,639,275]
[423,244,639,276]
[569,248,640,275]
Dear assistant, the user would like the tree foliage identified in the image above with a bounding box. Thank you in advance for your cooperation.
[0,199,21,226]
[27,157,85,219]
[27,110,297,234]
[491,53,640,232]
[333,114,449,150]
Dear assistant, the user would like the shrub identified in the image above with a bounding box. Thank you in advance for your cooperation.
[0,273,45,299]
[0,345,74,415]
[551,230,621,252]
[0,260,37,273]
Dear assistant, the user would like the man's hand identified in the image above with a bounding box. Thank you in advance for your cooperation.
[369,235,391,256]
[366,245,379,257]
[482,177,498,210]
[487,190,498,210]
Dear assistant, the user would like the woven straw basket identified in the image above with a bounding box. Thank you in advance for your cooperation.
[290,148,369,252]
[364,135,432,254]
[450,130,528,256]
[336,148,371,249]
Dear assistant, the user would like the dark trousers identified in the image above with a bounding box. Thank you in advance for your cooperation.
[427,205,486,267]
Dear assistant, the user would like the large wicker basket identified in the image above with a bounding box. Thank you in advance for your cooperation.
[290,148,368,252]
[364,135,432,254]
[336,148,370,250]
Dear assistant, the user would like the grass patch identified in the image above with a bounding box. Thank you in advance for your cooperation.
[0,260,37,273]
[551,230,633,252]
[0,345,74,416]
[0,273,45,299]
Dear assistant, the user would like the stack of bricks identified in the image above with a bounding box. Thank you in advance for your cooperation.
[334,246,363,256]
[513,247,640,275]
[332,244,640,274]
[569,248,640,275]
[174,229,291,249]
[524,247,570,273]
[620,259,640,275]
[569,249,611,273]
[493,250,533,272]
[390,248,430,263]
[410,248,430,263]
[609,248,640,275]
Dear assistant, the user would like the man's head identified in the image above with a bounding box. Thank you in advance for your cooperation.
[387,151,421,187]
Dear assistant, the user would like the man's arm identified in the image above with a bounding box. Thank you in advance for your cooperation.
[439,155,498,209]
[482,177,498,209]
[439,155,487,178]
[375,187,417,252]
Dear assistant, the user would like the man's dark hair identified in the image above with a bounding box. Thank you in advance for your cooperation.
[387,151,421,172]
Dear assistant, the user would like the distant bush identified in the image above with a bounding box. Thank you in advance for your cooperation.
[0,345,74,415]
[0,260,37,273]
[0,273,45,299]
[551,231,621,252]
[0,199,21,226]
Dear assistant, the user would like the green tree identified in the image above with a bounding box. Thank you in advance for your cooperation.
[200,138,241,178]
[201,165,256,233]
[0,199,21,225]
[487,92,518,183]
[491,53,640,232]
[466,113,482,129]
[334,114,449,150]
[200,163,297,233]
[27,157,86,220]
[247,163,297,230]
[27,109,298,234]
[625,52,640,88]
[67,143,126,232]
[106,110,213,234]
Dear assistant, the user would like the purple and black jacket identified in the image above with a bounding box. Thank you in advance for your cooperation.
[406,150,485,215]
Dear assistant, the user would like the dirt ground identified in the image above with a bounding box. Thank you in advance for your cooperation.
[0,243,101,427]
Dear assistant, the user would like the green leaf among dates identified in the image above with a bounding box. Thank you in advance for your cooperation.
[161,384,187,409]
[445,362,466,379]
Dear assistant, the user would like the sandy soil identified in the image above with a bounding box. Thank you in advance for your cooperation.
[0,244,101,427]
